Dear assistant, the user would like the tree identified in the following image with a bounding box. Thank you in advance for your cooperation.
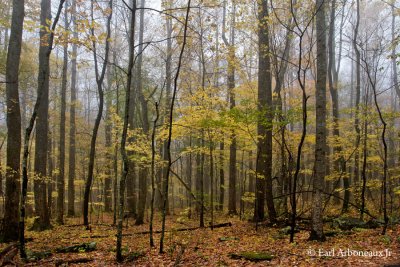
[222,0,237,216]
[254,0,276,223]
[83,0,113,228]
[67,0,78,217]
[117,0,134,261]
[57,0,69,224]
[310,0,327,241]
[135,0,148,226]
[159,0,191,253]
[20,0,66,256]
[32,0,56,231]
[3,0,24,242]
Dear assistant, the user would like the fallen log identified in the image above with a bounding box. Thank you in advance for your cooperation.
[127,222,232,236]
[55,242,97,253]
[55,257,93,266]
[230,252,274,262]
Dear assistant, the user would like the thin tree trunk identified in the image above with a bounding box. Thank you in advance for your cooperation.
[57,1,69,224]
[149,103,159,247]
[104,58,113,213]
[83,0,112,228]
[68,0,78,217]
[116,0,133,260]
[219,141,224,211]
[159,0,191,253]
[353,0,361,186]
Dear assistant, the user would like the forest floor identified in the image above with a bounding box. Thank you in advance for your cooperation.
[2,211,400,266]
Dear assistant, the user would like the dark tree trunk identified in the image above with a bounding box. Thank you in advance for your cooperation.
[19,0,65,257]
[159,0,191,253]
[254,0,276,223]
[32,0,53,231]
[4,0,24,242]
[68,0,78,217]
[219,141,225,211]
[160,8,173,213]
[83,0,112,228]
[116,0,134,259]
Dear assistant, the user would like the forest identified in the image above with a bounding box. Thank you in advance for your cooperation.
[0,0,399,265]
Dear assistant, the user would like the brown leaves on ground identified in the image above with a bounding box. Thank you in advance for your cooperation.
[1,214,399,266]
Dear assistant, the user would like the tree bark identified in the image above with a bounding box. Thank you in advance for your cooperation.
[32,0,54,231]
[20,0,65,257]
[159,0,191,253]
[222,0,237,216]
[57,1,69,224]
[83,0,112,228]
[4,0,24,242]
[116,0,134,258]
[254,0,276,223]
[310,0,327,241]
[135,0,148,226]
[68,0,78,217]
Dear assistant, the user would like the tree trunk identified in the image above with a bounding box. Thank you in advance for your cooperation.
[353,0,361,185]
[254,0,276,223]
[4,0,24,242]
[159,0,191,253]
[83,0,112,228]
[19,0,65,257]
[57,1,69,224]
[126,0,137,217]
[32,0,54,231]
[68,0,78,217]
[310,0,327,241]
[116,0,134,259]
[135,0,148,226]
[219,141,225,211]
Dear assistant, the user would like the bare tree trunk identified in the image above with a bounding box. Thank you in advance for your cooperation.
[135,0,148,226]
[159,0,191,253]
[104,58,113,213]
[310,0,327,241]
[254,0,276,223]
[126,0,138,217]
[19,0,65,257]
[57,1,69,224]
[222,0,237,216]
[83,0,112,228]
[365,55,389,234]
[160,4,173,213]
[219,141,224,211]
[68,0,78,217]
[353,0,361,186]
[116,0,134,260]
[3,0,24,242]
[149,103,159,247]
[32,0,55,231]
[47,130,54,217]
